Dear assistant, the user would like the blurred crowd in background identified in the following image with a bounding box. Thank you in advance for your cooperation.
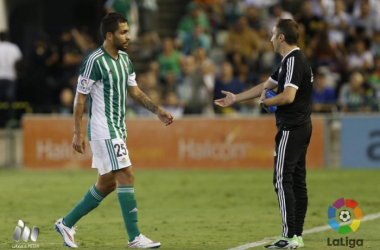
[1,0,380,127]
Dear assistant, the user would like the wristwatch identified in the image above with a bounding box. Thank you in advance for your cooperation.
[260,99,269,113]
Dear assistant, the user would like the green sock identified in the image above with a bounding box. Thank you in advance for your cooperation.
[117,185,140,241]
[63,185,105,228]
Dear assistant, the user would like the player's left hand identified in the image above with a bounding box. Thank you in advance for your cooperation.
[156,108,174,126]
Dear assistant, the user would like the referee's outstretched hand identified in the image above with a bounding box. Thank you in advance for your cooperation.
[214,90,235,107]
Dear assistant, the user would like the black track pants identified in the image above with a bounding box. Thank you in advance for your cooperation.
[273,122,312,238]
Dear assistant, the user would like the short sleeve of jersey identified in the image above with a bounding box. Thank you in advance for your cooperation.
[269,67,280,84]
[77,56,102,94]
[283,56,303,90]
[127,58,137,87]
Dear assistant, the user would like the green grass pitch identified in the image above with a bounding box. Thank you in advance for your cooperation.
[1,169,379,249]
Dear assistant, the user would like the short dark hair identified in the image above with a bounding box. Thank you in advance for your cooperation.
[276,19,299,45]
[100,13,128,39]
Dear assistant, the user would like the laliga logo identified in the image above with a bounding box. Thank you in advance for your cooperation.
[327,198,365,248]
[13,220,39,242]
[79,78,88,91]
[327,198,363,234]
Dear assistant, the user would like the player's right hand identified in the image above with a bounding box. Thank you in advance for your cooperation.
[214,90,235,107]
[72,133,85,154]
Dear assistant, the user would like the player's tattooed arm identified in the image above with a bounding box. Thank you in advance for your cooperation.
[128,86,158,114]
[129,86,174,126]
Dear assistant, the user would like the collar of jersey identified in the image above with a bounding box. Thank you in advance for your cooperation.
[101,46,120,61]
[281,47,300,63]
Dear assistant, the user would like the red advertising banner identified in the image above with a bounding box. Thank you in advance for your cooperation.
[23,116,325,169]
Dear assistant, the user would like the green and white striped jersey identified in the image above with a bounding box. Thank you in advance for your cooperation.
[76,46,137,141]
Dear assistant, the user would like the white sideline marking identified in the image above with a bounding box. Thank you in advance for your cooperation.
[227,212,380,250]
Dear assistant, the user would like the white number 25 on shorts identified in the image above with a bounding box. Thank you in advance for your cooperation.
[90,138,132,175]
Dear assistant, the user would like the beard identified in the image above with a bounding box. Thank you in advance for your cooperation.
[113,39,128,51]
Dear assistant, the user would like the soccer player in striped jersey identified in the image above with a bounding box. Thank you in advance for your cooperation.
[55,13,173,249]
[215,19,313,249]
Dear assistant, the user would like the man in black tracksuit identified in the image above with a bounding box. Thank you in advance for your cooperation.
[215,19,312,249]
